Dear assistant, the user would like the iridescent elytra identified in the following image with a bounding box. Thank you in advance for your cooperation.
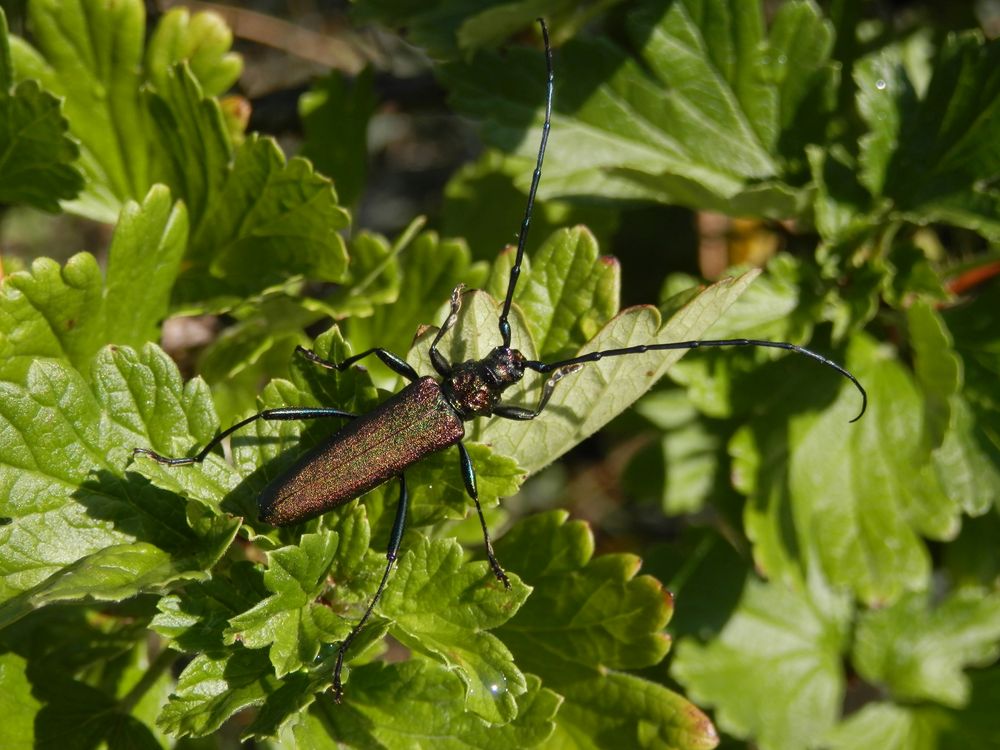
[133,18,867,701]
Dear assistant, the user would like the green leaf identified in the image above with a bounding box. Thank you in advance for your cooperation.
[623,389,731,515]
[144,62,233,236]
[202,134,351,287]
[446,0,836,215]
[442,149,621,265]
[8,0,243,222]
[737,333,957,605]
[497,512,670,672]
[292,662,560,749]
[158,648,317,738]
[856,33,1000,238]
[908,300,960,444]
[348,231,483,388]
[666,254,826,419]
[852,588,1000,708]
[119,344,241,515]
[0,542,224,630]
[825,667,1000,750]
[146,7,243,97]
[0,5,83,211]
[226,532,345,677]
[146,63,349,307]
[942,283,1000,513]
[0,252,107,380]
[406,442,524,527]
[324,229,407,319]
[467,269,759,474]
[541,671,719,750]
[512,226,618,362]
[0,652,41,747]
[299,67,377,207]
[807,144,877,246]
[0,188,190,378]
[146,61,348,309]
[382,536,531,723]
[11,0,150,221]
[496,512,715,749]
[104,186,189,347]
[0,346,239,612]
[671,575,851,750]
[151,561,269,653]
[644,527,751,643]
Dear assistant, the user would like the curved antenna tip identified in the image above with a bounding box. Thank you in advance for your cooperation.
[848,383,868,423]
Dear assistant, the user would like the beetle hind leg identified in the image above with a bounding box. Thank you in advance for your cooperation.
[332,472,409,701]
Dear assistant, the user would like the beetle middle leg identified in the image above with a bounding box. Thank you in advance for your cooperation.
[132,406,358,465]
[332,472,409,701]
[456,442,510,589]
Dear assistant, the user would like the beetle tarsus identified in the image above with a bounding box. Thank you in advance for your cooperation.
[488,552,511,589]
[131,447,199,466]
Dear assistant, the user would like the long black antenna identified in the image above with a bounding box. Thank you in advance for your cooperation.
[498,18,554,349]
[525,338,868,422]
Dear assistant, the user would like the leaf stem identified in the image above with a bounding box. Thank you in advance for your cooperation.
[118,645,177,714]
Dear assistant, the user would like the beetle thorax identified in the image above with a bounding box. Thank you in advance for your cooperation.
[441,347,526,419]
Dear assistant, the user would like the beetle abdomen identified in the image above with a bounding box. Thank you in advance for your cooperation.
[259,377,464,526]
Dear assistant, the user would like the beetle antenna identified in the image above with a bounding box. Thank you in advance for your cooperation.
[498,18,553,349]
[525,338,868,422]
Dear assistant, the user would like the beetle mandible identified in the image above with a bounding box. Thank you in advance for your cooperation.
[133,18,867,700]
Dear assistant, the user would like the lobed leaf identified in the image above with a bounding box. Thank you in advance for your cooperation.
[671,575,851,750]
[481,270,759,473]
[445,0,836,215]
[852,589,1000,708]
[382,536,532,723]
[0,11,84,212]
[495,512,715,749]
[737,334,956,605]
[8,0,242,222]
[856,32,1000,238]
[226,532,346,677]
[292,662,560,749]
[0,345,240,613]
[0,651,41,747]
[146,7,243,97]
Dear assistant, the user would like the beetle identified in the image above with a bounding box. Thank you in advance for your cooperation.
[133,19,867,700]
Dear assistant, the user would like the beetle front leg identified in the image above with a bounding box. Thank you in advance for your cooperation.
[332,472,409,702]
[457,442,510,589]
[296,345,419,383]
[428,284,465,377]
[493,364,583,421]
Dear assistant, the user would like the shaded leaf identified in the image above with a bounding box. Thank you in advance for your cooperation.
[0,6,83,210]
[856,33,1000,238]
[672,575,850,750]
[737,334,955,605]
[852,588,1000,708]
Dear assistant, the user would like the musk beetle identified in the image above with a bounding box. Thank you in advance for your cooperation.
[133,19,867,700]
